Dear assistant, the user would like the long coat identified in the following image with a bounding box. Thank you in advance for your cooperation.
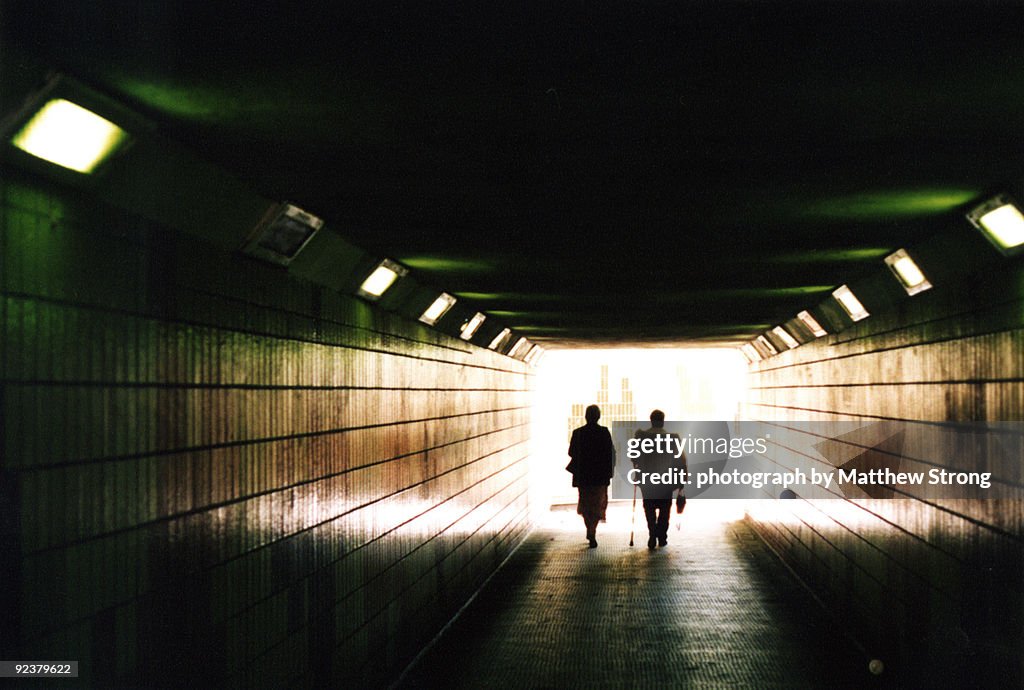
[567,422,615,487]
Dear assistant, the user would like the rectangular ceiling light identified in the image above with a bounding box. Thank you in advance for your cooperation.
[358,258,408,299]
[832,285,870,322]
[488,328,511,350]
[797,310,827,338]
[884,248,932,296]
[460,312,486,340]
[755,335,778,356]
[11,98,129,173]
[740,343,762,363]
[508,337,530,358]
[966,195,1024,255]
[242,204,324,265]
[419,292,457,325]
[771,326,800,350]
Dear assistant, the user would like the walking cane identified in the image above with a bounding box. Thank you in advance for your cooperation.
[628,483,637,547]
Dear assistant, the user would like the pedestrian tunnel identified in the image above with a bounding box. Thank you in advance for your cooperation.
[2,61,1024,690]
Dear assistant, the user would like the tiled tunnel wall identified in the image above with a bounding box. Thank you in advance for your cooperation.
[0,170,533,687]
[743,260,1024,684]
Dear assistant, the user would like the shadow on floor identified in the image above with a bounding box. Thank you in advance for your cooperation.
[397,502,894,689]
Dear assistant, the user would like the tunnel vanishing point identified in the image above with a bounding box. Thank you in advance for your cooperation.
[2,3,1024,688]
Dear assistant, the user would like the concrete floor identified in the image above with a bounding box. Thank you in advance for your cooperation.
[398,501,883,690]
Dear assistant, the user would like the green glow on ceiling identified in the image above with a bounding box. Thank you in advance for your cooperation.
[800,188,978,220]
[113,78,231,120]
[455,292,563,302]
[400,256,501,273]
[709,286,834,298]
[761,248,892,263]
[707,324,774,331]
[656,286,834,300]
[112,74,337,128]
[455,292,505,300]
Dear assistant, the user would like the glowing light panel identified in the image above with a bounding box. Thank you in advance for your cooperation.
[420,293,457,325]
[755,335,778,356]
[523,344,542,364]
[11,99,129,173]
[797,310,827,338]
[884,248,932,295]
[488,328,511,350]
[833,285,869,321]
[358,259,406,298]
[974,201,1024,252]
[771,326,800,350]
[508,337,530,358]
[740,343,762,363]
[460,312,486,340]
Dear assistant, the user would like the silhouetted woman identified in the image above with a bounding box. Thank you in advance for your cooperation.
[566,404,615,548]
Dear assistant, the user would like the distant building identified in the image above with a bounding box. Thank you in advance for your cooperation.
[567,364,636,439]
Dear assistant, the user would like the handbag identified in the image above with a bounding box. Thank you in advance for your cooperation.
[675,493,686,514]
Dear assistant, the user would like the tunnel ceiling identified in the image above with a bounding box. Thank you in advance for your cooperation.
[6,1,1024,347]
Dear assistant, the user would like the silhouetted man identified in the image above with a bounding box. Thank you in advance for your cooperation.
[633,409,687,548]
[567,404,615,548]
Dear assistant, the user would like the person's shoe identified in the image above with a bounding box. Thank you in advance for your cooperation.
[658,537,668,547]
[647,536,657,549]
[588,537,598,548]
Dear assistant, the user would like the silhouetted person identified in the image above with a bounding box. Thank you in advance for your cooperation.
[633,409,687,549]
[567,404,615,548]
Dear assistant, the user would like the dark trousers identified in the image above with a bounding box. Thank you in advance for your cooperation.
[642,498,672,539]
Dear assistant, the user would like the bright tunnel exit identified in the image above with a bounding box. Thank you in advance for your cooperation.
[530,348,748,515]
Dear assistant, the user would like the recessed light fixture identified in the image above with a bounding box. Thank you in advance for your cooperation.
[508,337,530,358]
[419,292,457,325]
[460,312,486,340]
[488,328,511,350]
[358,259,408,299]
[242,204,324,266]
[740,343,762,363]
[966,195,1024,255]
[832,285,870,322]
[884,248,932,296]
[11,98,129,173]
[755,335,778,356]
[796,310,828,338]
[771,326,799,350]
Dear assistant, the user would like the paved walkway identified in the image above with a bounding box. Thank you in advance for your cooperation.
[399,502,875,689]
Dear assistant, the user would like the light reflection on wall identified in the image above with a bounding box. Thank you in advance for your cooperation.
[531,348,748,506]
